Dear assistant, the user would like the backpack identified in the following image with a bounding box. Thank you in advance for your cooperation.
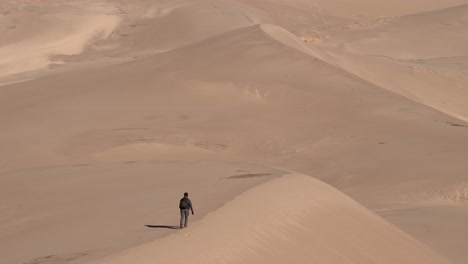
[179,198,189,209]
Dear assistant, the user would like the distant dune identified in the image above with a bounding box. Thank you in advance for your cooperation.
[321,5,468,121]
[0,1,122,80]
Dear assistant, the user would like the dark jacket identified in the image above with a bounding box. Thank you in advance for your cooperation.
[179,197,193,212]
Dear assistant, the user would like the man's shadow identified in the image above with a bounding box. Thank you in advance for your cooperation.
[145,225,179,230]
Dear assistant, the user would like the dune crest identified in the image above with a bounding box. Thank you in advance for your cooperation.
[318,5,468,121]
[98,174,450,264]
[2,1,468,263]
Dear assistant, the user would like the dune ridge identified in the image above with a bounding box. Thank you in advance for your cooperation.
[97,174,450,264]
[2,1,468,263]
[258,21,468,122]
[317,5,468,121]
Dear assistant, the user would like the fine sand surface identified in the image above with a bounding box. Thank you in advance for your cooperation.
[96,174,450,264]
[0,1,123,80]
[0,161,284,264]
[1,0,468,264]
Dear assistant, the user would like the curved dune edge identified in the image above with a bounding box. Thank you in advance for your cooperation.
[0,3,122,80]
[259,22,468,122]
[96,174,450,264]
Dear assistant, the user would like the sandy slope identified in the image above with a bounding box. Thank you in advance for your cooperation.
[267,0,468,19]
[0,1,122,80]
[378,204,468,264]
[2,20,468,263]
[317,5,468,121]
[97,174,450,264]
[3,23,467,201]
[2,0,468,264]
[0,161,284,264]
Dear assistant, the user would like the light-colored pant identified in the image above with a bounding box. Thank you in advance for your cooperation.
[180,209,190,228]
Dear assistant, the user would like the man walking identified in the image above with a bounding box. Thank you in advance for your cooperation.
[179,192,194,229]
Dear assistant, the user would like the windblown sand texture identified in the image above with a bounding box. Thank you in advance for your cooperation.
[1,1,468,264]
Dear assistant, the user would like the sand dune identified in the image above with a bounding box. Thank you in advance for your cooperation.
[339,5,468,59]
[2,16,468,263]
[317,5,468,121]
[0,161,284,264]
[271,0,468,18]
[2,0,468,263]
[0,1,122,79]
[97,174,450,264]
[102,0,258,57]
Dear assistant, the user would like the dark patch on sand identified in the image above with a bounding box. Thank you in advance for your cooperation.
[225,173,272,179]
[447,121,468,128]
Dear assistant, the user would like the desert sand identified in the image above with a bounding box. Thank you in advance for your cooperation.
[1,1,468,264]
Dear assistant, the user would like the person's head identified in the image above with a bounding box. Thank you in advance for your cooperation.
[184,192,188,197]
